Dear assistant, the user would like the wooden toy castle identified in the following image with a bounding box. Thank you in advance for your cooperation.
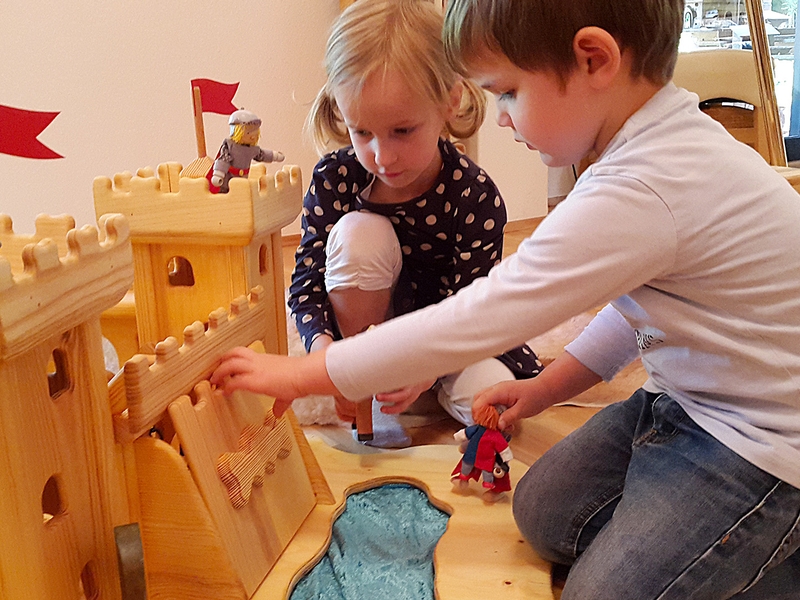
[93,161,302,361]
[0,161,553,598]
[0,213,133,600]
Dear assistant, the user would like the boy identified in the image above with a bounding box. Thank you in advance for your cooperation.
[213,0,800,596]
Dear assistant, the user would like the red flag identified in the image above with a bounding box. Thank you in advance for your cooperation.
[0,104,63,159]
[190,79,239,115]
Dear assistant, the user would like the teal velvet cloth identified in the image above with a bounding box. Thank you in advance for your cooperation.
[290,484,449,600]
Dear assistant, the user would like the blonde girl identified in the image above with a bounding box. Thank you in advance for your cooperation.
[288,0,541,443]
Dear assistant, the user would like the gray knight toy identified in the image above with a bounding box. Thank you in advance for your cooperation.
[206,109,285,193]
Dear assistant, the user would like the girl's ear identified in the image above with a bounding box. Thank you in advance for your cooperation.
[572,26,622,88]
[445,79,464,120]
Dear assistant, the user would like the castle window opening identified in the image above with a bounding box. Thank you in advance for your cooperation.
[47,348,70,399]
[167,256,195,287]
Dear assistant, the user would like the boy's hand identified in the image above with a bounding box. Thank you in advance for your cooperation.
[210,347,300,417]
[473,352,605,431]
[375,379,437,415]
[472,379,547,431]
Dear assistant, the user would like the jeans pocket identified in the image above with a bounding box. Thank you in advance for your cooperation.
[633,394,684,446]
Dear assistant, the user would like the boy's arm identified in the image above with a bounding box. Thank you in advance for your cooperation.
[473,352,602,430]
[211,347,337,417]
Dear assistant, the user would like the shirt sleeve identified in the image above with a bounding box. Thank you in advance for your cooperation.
[564,303,640,381]
[253,147,276,163]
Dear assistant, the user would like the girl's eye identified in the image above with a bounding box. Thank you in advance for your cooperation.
[394,127,415,136]
[351,129,370,138]
[499,90,516,101]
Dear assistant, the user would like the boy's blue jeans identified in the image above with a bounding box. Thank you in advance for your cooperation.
[513,389,800,599]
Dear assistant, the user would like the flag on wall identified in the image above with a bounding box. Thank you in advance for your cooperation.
[0,104,63,159]
[190,79,239,115]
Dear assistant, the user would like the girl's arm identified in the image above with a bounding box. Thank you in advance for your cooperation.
[288,153,350,352]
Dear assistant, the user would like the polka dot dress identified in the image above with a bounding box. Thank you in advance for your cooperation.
[289,138,541,380]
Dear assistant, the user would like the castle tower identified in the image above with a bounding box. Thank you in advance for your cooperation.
[94,162,302,357]
[0,214,133,599]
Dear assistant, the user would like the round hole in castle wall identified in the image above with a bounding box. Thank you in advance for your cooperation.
[42,475,65,524]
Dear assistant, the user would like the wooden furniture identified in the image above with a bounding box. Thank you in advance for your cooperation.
[672,48,800,192]
[0,213,133,600]
[673,49,775,164]
[94,161,303,362]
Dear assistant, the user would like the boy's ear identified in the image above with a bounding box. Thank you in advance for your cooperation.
[573,26,622,88]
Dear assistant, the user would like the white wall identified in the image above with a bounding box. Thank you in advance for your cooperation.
[0,0,546,235]
[476,98,549,222]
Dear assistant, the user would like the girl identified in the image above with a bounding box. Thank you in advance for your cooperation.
[288,0,541,442]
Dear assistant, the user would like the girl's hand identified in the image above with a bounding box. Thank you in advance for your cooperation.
[375,379,437,415]
[472,379,549,432]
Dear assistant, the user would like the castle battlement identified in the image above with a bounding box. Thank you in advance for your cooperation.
[0,213,77,272]
[94,162,303,245]
[0,213,133,360]
[123,285,270,439]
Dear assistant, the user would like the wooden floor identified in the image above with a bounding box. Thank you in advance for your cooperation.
[282,217,646,466]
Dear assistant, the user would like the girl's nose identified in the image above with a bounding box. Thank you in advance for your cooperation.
[373,139,396,169]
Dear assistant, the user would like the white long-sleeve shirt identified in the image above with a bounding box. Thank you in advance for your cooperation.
[326,83,800,488]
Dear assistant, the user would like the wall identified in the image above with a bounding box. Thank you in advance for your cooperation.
[476,99,549,222]
[0,0,546,235]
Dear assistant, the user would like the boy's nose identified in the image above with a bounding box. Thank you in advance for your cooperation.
[496,110,513,129]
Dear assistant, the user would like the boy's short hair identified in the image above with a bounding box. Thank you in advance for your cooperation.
[443,0,684,85]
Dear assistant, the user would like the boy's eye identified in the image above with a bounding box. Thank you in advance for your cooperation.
[393,126,415,136]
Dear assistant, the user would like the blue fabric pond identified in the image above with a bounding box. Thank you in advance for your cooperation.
[290,483,449,600]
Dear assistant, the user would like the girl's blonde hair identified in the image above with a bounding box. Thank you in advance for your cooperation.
[307,0,486,154]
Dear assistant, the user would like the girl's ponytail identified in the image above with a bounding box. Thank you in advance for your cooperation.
[445,77,486,140]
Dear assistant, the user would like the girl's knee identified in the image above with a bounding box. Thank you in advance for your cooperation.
[325,212,402,291]
[437,358,515,425]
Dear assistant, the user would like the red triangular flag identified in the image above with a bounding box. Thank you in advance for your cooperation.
[0,104,63,159]
[190,79,239,115]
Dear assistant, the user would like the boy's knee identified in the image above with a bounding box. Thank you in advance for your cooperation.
[512,461,575,565]
[325,212,402,291]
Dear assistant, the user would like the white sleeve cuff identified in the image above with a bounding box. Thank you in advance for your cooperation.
[564,303,640,381]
